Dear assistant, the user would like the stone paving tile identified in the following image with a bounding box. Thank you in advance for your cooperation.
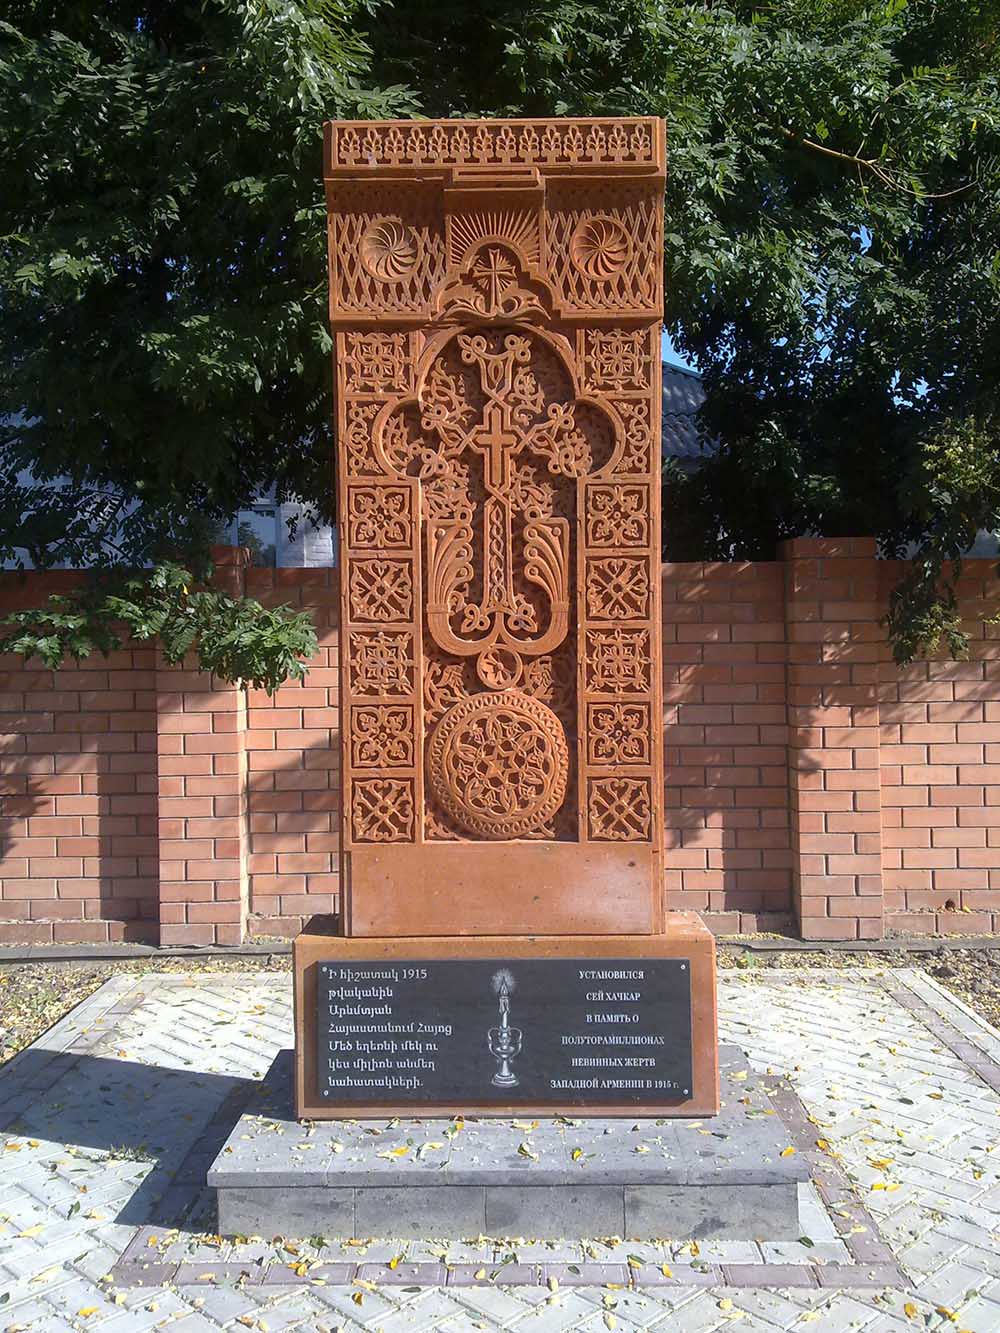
[0,967,998,1330]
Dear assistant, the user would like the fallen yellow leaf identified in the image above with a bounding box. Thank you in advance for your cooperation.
[780,1146,796,1157]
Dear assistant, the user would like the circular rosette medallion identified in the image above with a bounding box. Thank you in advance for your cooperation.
[427,691,568,840]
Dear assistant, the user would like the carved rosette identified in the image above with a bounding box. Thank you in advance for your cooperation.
[427,691,568,839]
[330,117,664,870]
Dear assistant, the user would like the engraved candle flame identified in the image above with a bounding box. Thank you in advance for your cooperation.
[487,969,522,1088]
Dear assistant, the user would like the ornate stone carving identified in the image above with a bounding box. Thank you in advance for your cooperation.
[587,702,651,765]
[345,332,409,394]
[587,776,652,841]
[584,330,649,392]
[436,246,550,321]
[329,120,656,171]
[348,558,413,623]
[448,210,539,269]
[352,778,414,842]
[571,217,631,280]
[351,706,414,768]
[427,691,568,839]
[546,182,660,315]
[612,400,652,474]
[327,181,446,318]
[585,628,652,694]
[585,483,650,547]
[346,485,412,550]
[360,219,419,281]
[329,117,664,912]
[343,402,381,475]
[585,556,651,620]
[348,631,414,696]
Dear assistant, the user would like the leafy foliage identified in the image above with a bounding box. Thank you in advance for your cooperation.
[0,1,415,573]
[2,0,999,676]
[0,562,318,693]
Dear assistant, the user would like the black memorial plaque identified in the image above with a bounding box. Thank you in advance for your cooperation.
[316,958,692,1106]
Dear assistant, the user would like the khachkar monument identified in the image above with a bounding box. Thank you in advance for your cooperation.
[210,123,803,1243]
[333,117,666,933]
[292,117,720,1123]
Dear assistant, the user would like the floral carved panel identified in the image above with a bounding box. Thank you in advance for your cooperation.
[327,118,665,930]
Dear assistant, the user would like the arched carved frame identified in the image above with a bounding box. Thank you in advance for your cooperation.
[367,321,630,843]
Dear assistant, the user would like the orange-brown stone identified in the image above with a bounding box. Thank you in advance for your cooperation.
[326,118,667,933]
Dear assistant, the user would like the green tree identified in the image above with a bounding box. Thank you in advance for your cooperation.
[0,0,414,683]
[2,1,999,678]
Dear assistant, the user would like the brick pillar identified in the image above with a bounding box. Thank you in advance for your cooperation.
[155,547,250,945]
[782,538,884,940]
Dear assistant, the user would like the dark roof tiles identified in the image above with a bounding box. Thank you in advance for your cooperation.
[661,362,714,463]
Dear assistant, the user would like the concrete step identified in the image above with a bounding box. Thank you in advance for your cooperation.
[208,1045,807,1241]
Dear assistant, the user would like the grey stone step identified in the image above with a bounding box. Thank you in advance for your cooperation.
[208,1045,807,1241]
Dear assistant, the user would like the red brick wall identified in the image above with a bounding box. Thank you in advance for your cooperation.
[243,568,340,939]
[662,562,793,935]
[0,573,159,944]
[784,538,884,940]
[878,560,1000,935]
[2,544,999,944]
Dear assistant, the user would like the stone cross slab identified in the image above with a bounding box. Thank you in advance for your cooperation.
[326,117,666,938]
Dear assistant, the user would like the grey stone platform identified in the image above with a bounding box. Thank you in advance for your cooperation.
[208,1045,808,1241]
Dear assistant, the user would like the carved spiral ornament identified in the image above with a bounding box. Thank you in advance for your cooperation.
[570,216,631,279]
[427,691,568,839]
[361,218,419,281]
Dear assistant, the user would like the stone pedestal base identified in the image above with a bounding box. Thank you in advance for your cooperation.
[293,913,719,1119]
[209,1047,805,1241]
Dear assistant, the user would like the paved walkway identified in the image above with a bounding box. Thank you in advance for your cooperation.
[0,967,997,1331]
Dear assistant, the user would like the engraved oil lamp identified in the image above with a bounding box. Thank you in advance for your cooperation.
[487,969,522,1088]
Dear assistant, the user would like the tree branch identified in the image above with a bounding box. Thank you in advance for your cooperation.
[778,127,974,199]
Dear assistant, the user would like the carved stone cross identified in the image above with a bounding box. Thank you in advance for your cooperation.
[328,117,666,937]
